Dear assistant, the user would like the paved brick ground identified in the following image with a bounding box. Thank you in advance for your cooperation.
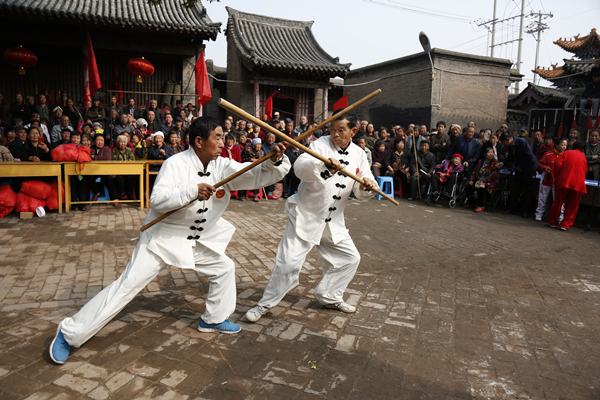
[0,197,599,399]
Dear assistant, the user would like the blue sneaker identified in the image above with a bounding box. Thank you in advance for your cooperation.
[197,319,241,334]
[49,328,71,364]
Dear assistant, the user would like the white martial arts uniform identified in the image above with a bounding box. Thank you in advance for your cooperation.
[257,136,378,308]
[60,148,290,347]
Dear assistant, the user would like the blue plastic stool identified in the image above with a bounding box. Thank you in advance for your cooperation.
[90,178,110,204]
[375,176,394,200]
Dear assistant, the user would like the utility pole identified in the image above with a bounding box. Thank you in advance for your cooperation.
[491,0,497,57]
[526,11,553,85]
[515,0,526,93]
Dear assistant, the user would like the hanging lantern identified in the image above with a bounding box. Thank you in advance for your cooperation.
[127,57,154,83]
[3,45,38,75]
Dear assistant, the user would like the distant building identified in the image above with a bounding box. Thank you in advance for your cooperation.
[344,49,520,131]
[225,7,349,124]
[533,28,600,89]
[0,0,220,109]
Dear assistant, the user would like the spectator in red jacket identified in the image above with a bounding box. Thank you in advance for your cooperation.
[548,141,588,231]
[535,137,567,221]
[220,133,242,162]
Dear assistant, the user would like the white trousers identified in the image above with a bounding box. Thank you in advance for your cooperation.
[60,234,236,348]
[536,183,564,221]
[258,216,360,308]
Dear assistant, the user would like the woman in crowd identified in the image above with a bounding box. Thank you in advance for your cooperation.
[431,153,464,200]
[90,134,119,206]
[365,123,378,150]
[484,133,505,162]
[386,138,410,197]
[371,140,389,178]
[111,135,136,202]
[0,137,14,161]
[20,126,52,162]
[465,147,501,212]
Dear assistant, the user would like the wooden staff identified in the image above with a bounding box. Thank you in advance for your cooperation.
[219,98,399,206]
[140,90,384,231]
[413,134,421,199]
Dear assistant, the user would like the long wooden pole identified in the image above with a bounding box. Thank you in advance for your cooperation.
[413,134,421,199]
[140,90,384,232]
[219,98,399,206]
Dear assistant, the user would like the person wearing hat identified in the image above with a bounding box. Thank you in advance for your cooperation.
[519,126,534,149]
[51,127,72,149]
[172,99,184,119]
[445,126,480,178]
[431,153,464,200]
[87,97,106,129]
[580,67,600,119]
[50,115,73,146]
[50,117,290,364]
[148,131,174,171]
[92,122,104,136]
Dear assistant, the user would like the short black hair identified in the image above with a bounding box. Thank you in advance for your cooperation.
[225,133,235,142]
[332,109,357,130]
[70,130,81,136]
[188,116,222,145]
[81,133,92,142]
[544,134,555,140]
[436,121,446,128]
[499,131,513,142]
[554,137,567,147]
[572,140,585,151]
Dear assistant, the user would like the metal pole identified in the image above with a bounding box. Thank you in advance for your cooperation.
[533,12,542,85]
[322,86,328,122]
[515,0,526,93]
[254,82,260,118]
[491,0,497,57]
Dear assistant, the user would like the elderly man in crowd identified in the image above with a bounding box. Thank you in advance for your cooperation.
[146,111,161,134]
[9,126,27,158]
[114,113,134,138]
[145,99,164,123]
[408,140,436,201]
[50,115,73,146]
[445,125,479,177]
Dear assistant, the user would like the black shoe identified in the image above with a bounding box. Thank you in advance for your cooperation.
[79,205,87,211]
[502,209,515,215]
[521,212,529,218]
[282,193,289,199]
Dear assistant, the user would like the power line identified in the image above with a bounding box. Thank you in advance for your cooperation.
[362,0,473,23]
[383,0,477,20]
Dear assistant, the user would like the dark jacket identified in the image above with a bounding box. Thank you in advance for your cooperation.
[148,143,174,161]
[446,135,479,166]
[123,106,143,119]
[9,139,25,158]
[147,120,162,134]
[87,106,106,128]
[410,150,436,175]
[105,104,123,118]
[583,80,600,99]
[584,142,600,181]
[503,137,539,174]
[90,145,112,161]
[0,101,11,128]
[20,141,52,161]
[145,107,164,124]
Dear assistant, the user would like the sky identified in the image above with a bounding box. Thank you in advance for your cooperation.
[202,0,600,91]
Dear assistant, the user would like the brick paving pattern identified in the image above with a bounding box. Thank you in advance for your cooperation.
[0,199,599,399]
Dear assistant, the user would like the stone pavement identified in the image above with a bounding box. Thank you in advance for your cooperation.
[0,197,599,400]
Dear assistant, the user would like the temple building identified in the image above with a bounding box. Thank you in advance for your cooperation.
[224,7,350,124]
[533,28,600,89]
[0,0,220,109]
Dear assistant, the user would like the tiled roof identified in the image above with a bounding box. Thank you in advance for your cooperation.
[526,83,569,101]
[554,28,600,58]
[533,66,566,79]
[563,58,600,74]
[0,0,221,39]
[225,7,350,78]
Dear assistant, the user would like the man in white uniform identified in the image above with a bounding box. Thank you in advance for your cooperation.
[50,116,290,364]
[246,113,378,322]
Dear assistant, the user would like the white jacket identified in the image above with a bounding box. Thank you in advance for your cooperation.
[286,136,377,245]
[144,147,290,268]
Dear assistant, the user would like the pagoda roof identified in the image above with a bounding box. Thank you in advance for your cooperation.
[554,28,600,59]
[225,7,350,78]
[0,0,221,39]
[509,82,570,108]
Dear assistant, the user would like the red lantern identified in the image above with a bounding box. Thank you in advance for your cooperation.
[127,57,154,83]
[4,45,38,75]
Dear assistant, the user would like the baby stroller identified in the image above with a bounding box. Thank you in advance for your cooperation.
[425,170,467,208]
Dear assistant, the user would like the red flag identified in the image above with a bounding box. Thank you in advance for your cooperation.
[264,89,280,121]
[587,116,593,130]
[87,34,101,96]
[114,63,124,104]
[194,49,212,108]
[333,94,348,112]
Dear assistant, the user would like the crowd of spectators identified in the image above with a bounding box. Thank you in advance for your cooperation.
[0,91,597,229]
